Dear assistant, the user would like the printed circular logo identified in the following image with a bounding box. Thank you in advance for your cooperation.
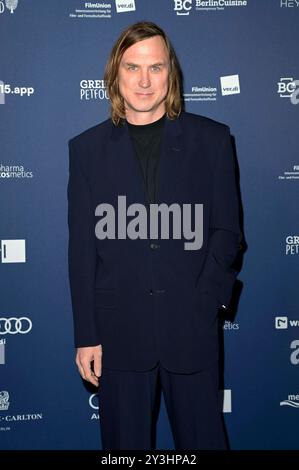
[0,317,32,334]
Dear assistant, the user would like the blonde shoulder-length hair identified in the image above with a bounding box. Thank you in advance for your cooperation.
[104,21,182,126]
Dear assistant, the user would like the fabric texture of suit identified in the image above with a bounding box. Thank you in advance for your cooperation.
[67,111,241,373]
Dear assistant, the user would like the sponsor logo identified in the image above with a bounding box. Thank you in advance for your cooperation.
[277,78,299,105]
[275,316,288,329]
[220,74,240,96]
[184,84,218,102]
[0,340,5,365]
[0,413,43,422]
[276,316,299,331]
[115,0,135,13]
[285,236,299,255]
[0,82,34,104]
[174,0,249,14]
[174,0,193,15]
[0,164,34,178]
[80,79,109,101]
[0,240,26,263]
[280,394,299,408]
[89,393,99,420]
[278,165,299,181]
[0,391,10,411]
[0,391,43,427]
[89,393,99,410]
[280,0,299,7]
[223,320,239,331]
[0,317,32,335]
[0,0,18,14]
[196,0,248,12]
[222,389,232,413]
[69,2,112,19]
[0,81,4,105]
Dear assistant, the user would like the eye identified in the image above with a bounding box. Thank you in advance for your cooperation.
[151,65,161,72]
[127,65,138,71]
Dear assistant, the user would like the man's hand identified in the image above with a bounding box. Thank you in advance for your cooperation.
[75,344,102,387]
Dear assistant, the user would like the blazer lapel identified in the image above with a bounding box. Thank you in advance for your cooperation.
[158,113,184,205]
[109,119,147,205]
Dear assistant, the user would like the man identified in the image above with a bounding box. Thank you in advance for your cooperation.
[67,21,242,450]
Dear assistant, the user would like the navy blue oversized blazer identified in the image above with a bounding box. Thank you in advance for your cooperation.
[67,111,242,373]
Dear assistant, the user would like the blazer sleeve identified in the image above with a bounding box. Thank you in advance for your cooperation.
[198,126,242,308]
[67,138,100,348]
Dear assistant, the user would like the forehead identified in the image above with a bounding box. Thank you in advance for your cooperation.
[121,36,169,63]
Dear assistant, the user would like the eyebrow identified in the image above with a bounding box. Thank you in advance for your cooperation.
[124,62,166,67]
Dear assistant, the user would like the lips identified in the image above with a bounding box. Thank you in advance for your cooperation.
[135,92,153,96]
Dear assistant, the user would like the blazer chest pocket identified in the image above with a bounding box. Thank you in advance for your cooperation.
[95,288,116,309]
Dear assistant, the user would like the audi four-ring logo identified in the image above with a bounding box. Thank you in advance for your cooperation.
[0,317,32,334]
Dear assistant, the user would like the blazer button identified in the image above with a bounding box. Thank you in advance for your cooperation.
[149,289,153,295]
[150,243,160,250]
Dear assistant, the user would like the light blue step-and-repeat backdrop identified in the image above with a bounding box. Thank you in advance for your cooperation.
[1,0,298,450]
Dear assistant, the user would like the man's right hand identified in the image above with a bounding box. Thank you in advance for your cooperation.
[75,344,102,387]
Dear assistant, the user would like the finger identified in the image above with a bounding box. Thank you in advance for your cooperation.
[83,363,99,386]
[75,357,87,380]
[93,353,102,378]
[78,364,87,380]
[86,372,99,387]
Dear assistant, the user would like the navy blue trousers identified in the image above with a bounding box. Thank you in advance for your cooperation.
[98,362,228,450]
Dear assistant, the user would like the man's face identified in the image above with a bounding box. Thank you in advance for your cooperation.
[118,36,169,122]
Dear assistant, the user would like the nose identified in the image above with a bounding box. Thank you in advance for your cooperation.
[138,70,151,88]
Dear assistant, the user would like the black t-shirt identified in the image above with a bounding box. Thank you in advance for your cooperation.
[127,113,166,205]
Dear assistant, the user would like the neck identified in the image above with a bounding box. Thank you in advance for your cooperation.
[125,108,166,125]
